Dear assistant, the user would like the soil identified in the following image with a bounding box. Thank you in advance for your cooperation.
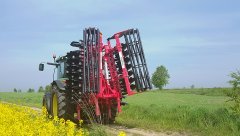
[105,125,187,136]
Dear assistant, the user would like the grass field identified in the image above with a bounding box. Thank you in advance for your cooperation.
[0,92,43,108]
[0,88,239,136]
[117,88,240,136]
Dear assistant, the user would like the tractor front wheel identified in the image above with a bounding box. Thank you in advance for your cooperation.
[42,92,51,114]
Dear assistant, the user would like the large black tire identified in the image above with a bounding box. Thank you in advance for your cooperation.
[51,85,75,120]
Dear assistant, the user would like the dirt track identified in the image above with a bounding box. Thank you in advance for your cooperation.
[105,125,187,136]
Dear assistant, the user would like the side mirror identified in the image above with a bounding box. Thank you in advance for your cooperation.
[39,63,44,71]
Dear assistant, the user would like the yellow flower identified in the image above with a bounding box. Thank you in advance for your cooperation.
[0,103,89,136]
[79,119,84,127]
[118,131,126,136]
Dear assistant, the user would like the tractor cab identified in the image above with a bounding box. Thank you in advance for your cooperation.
[39,55,67,80]
[55,56,67,79]
[39,55,68,92]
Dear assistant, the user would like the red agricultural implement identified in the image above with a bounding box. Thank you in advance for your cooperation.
[39,27,152,123]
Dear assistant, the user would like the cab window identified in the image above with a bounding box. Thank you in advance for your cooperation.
[57,62,65,79]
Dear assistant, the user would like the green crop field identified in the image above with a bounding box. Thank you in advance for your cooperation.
[116,88,240,136]
[0,92,43,108]
[0,88,239,136]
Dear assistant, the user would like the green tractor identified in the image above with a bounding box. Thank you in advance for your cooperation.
[39,55,75,120]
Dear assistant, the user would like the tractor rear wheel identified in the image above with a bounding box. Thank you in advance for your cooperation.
[51,85,74,120]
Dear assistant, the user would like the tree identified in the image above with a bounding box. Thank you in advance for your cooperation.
[27,88,35,93]
[18,89,22,93]
[38,86,44,93]
[45,85,51,92]
[191,85,195,89]
[13,88,17,93]
[228,70,240,115]
[151,65,170,90]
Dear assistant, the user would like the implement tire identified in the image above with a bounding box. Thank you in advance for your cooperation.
[109,99,117,124]
[99,99,118,124]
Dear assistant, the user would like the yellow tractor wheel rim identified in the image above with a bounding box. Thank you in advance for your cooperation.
[52,93,58,117]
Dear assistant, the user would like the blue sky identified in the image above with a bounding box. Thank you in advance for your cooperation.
[0,0,239,91]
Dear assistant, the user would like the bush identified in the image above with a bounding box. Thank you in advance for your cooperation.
[45,85,51,92]
[228,70,240,115]
[38,86,44,93]
[27,88,35,93]
[13,88,17,93]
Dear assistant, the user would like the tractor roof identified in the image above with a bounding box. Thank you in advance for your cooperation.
[56,56,67,62]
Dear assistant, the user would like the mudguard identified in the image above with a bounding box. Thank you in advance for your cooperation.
[52,80,66,91]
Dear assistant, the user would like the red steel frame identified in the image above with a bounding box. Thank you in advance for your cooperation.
[76,31,136,120]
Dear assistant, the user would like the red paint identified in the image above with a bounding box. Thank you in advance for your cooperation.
[76,30,136,120]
